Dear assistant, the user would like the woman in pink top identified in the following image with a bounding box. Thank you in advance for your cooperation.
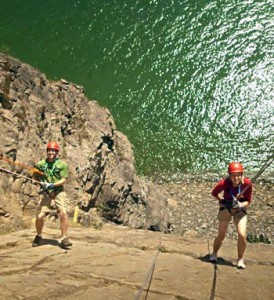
[210,162,252,269]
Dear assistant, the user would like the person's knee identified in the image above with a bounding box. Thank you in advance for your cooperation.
[36,213,45,220]
[237,221,247,239]
[238,232,246,241]
[59,209,68,220]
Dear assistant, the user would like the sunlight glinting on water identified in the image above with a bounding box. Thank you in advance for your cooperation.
[0,0,272,175]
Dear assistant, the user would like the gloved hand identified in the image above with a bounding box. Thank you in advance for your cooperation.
[43,182,55,190]
[232,198,243,209]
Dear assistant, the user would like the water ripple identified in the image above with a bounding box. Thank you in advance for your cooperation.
[0,0,273,175]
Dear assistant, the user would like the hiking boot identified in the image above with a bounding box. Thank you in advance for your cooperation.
[60,237,72,249]
[32,235,42,247]
[209,254,217,263]
[237,259,246,269]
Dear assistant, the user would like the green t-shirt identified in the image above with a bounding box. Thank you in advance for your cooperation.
[36,158,69,191]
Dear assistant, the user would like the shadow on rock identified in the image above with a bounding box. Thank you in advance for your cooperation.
[38,238,60,247]
[199,254,235,267]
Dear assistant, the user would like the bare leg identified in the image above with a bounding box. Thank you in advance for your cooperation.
[59,209,69,238]
[236,214,247,260]
[35,212,46,236]
[212,220,230,255]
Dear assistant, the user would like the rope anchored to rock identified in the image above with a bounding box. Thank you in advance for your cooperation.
[134,240,162,300]
[0,166,44,186]
[0,153,44,176]
[239,153,274,196]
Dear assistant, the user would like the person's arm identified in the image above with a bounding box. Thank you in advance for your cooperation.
[53,161,69,187]
[51,177,67,188]
[212,179,225,203]
[33,161,46,182]
[239,200,249,209]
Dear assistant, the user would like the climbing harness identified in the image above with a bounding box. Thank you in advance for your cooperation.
[230,185,241,200]
[0,154,44,175]
[221,185,243,214]
[205,154,274,300]
[42,159,59,176]
[206,153,274,255]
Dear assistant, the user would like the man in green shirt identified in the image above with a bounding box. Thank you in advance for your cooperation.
[32,141,72,249]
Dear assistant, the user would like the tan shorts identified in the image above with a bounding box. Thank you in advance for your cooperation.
[37,191,70,215]
[218,207,247,224]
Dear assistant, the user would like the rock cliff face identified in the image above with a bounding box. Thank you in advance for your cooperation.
[0,53,169,233]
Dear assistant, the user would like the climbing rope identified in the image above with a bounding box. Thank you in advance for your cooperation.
[206,216,218,254]
[0,154,44,175]
[239,153,274,196]
[207,153,274,249]
[0,166,44,186]
[134,240,162,300]
[210,263,218,300]
[206,154,274,299]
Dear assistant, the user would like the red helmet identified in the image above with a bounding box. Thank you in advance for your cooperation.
[46,141,60,152]
[228,162,244,174]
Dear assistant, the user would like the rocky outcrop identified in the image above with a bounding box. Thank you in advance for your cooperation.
[0,53,169,233]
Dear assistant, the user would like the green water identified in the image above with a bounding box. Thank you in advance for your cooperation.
[0,0,273,176]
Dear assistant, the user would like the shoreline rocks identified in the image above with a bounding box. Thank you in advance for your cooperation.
[155,178,274,243]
